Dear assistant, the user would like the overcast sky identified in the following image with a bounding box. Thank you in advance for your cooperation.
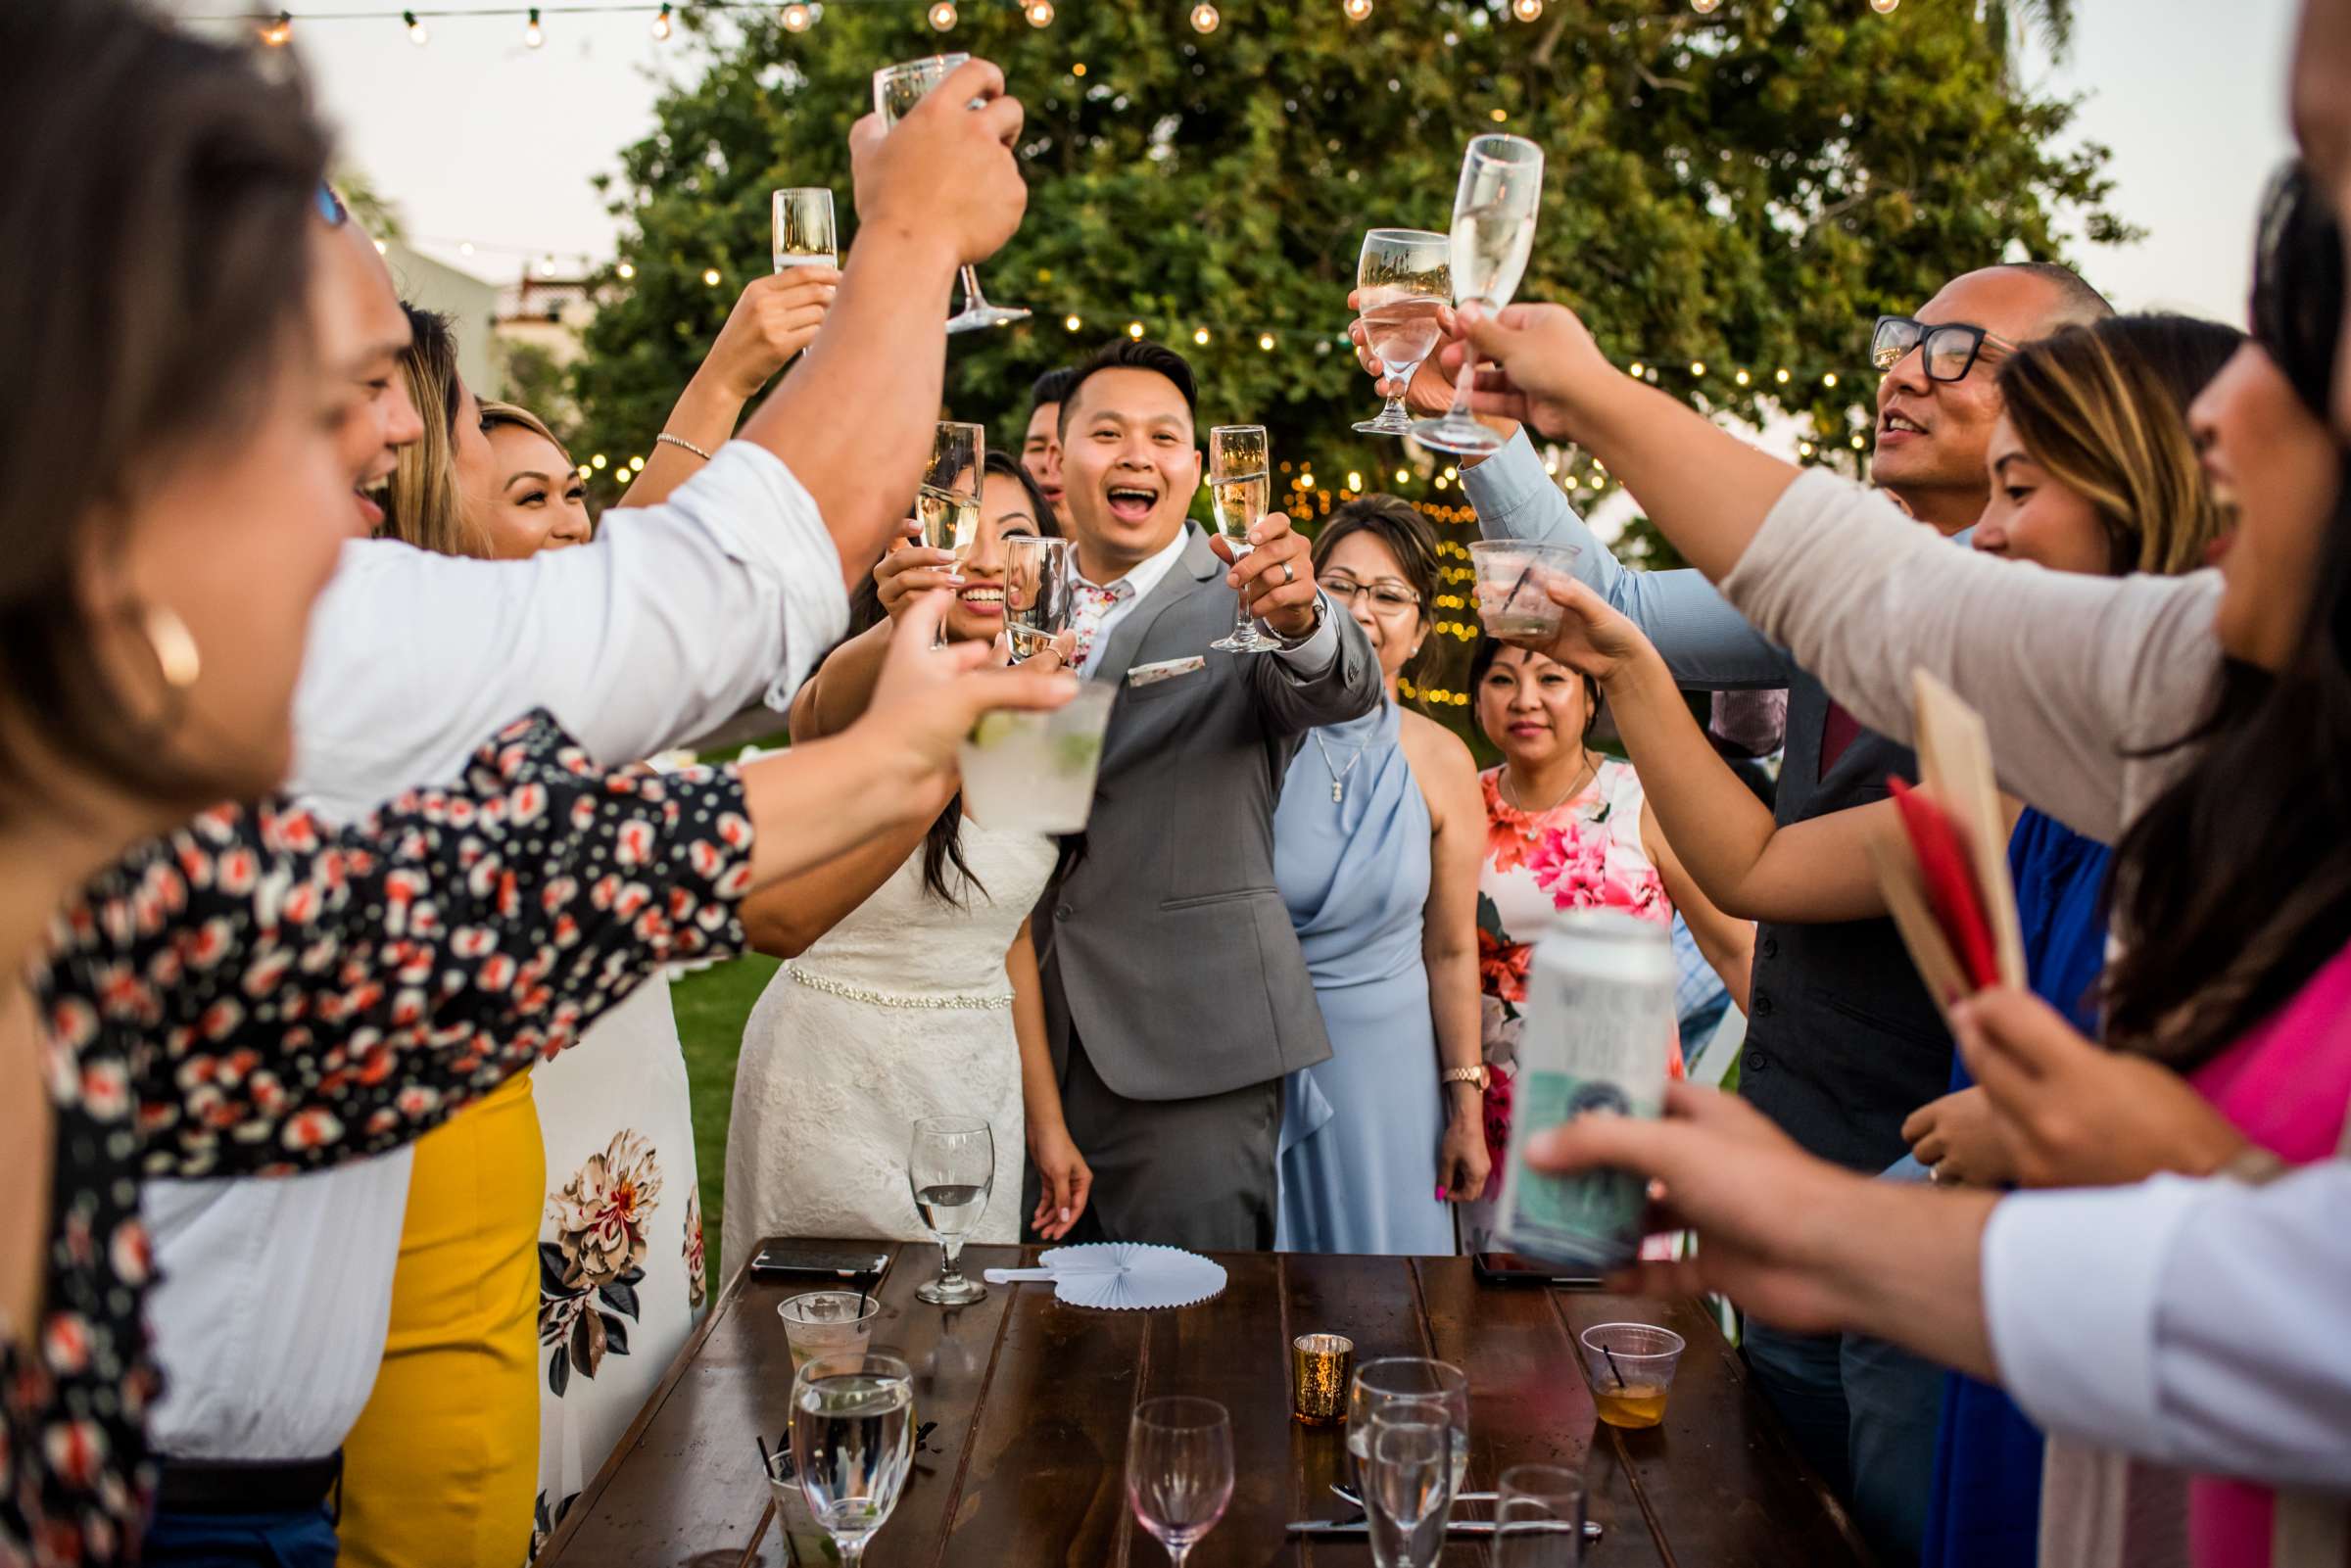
[228,0,2302,323]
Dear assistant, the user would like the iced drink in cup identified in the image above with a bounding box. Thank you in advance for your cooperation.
[777,1290,880,1378]
[1469,540,1582,639]
[1578,1322,1686,1429]
[957,680,1117,833]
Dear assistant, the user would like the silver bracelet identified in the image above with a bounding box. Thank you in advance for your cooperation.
[655,431,714,462]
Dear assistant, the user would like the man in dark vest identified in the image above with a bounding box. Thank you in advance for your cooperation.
[1377,261,2111,1565]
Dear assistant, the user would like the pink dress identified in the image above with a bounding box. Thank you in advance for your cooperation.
[2184,936,2351,1568]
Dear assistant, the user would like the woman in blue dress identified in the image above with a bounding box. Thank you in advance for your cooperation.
[1274,496,1490,1255]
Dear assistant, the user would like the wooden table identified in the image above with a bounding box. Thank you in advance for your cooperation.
[539,1239,1875,1567]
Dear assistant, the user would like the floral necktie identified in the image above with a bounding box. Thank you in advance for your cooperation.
[1068,578,1133,674]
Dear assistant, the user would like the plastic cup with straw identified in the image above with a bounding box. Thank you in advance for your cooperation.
[1578,1322,1685,1430]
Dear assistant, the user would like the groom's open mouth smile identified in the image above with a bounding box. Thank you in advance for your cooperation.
[1104,479,1161,524]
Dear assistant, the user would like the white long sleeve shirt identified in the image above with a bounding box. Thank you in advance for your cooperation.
[1985,1165,2351,1493]
[143,442,846,1460]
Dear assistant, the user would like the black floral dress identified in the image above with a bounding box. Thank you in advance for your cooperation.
[5,712,754,1567]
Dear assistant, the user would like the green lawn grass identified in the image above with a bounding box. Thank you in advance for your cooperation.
[668,953,777,1289]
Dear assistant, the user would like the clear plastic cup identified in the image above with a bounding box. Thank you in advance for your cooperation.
[1578,1322,1685,1429]
[777,1289,880,1378]
[1469,540,1583,639]
[957,680,1117,833]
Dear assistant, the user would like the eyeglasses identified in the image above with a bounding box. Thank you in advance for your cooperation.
[314,182,350,228]
[1320,575,1421,615]
[1870,315,2015,383]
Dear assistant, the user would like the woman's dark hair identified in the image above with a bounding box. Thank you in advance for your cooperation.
[0,0,328,809]
[2102,163,2351,1069]
[847,449,1060,903]
[1310,494,1442,689]
[1466,636,1601,744]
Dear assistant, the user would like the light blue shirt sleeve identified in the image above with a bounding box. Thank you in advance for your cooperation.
[1461,428,1796,690]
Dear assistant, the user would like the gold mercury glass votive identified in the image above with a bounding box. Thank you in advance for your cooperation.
[1291,1333,1355,1425]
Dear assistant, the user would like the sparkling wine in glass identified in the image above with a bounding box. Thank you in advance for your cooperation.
[1354,228,1451,436]
[1363,1400,1456,1568]
[908,1114,993,1306]
[871,54,1031,333]
[1127,1397,1234,1566]
[1003,535,1075,661]
[918,420,985,559]
[1411,133,1545,456]
[790,1351,916,1566]
[1206,424,1280,654]
[772,187,838,272]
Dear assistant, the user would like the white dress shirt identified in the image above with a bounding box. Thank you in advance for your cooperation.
[1080,524,1337,675]
[1984,1164,2351,1493]
[144,442,846,1461]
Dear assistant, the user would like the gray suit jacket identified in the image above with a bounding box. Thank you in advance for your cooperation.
[1034,526,1384,1102]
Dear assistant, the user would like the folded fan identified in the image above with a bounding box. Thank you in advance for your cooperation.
[979,1243,1227,1311]
[1888,777,2000,990]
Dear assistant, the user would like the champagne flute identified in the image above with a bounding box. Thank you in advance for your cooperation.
[1003,535,1075,661]
[1354,228,1451,436]
[1410,133,1545,456]
[790,1351,915,1566]
[1363,1400,1456,1568]
[772,187,838,271]
[1494,1464,1588,1568]
[1127,1397,1234,1566]
[918,421,985,560]
[907,1114,992,1306]
[1206,424,1280,654]
[871,54,1032,333]
[1347,1358,1470,1503]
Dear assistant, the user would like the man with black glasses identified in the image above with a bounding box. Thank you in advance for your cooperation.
[1358,262,2109,1566]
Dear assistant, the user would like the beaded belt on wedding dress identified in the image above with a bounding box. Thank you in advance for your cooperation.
[786,965,1014,1011]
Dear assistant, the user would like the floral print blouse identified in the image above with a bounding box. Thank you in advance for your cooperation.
[8,711,752,1567]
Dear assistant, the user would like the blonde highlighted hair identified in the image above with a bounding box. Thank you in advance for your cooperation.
[381,304,488,559]
[1994,312,2245,578]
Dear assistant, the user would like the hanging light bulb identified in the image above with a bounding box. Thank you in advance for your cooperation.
[1691,0,1719,12]
[1025,0,1054,24]
[403,8,427,43]
[1870,0,1899,10]
[1511,0,1543,19]
[780,2,814,29]
[1342,0,1373,21]
[260,10,292,45]
[1127,320,1146,340]
[927,0,957,30]
[701,267,722,286]
[1192,326,1211,346]
[616,261,636,279]
[1189,1,1220,33]
[650,2,671,38]
[1258,333,1276,352]
[523,7,544,46]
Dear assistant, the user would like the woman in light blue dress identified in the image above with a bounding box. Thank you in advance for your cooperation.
[1276,497,1491,1255]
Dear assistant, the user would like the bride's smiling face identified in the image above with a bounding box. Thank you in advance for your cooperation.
[944,471,1046,644]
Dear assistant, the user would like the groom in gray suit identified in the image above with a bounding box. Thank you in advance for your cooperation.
[1030,340,1383,1251]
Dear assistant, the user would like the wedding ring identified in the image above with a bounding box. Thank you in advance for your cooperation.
[1281,561,1297,585]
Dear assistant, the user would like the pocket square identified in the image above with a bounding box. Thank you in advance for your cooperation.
[1127,656,1206,688]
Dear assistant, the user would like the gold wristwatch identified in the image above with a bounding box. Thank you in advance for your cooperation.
[1440,1065,1492,1092]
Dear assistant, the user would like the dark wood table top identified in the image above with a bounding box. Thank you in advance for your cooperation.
[539,1239,1875,1567]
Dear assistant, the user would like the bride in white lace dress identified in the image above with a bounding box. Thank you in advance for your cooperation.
[722,454,1090,1266]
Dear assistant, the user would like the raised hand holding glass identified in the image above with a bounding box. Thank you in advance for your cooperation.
[1411,134,1544,456]
[772,188,838,271]
[1206,424,1280,654]
[871,54,1031,333]
[1002,535,1074,661]
[1354,228,1451,436]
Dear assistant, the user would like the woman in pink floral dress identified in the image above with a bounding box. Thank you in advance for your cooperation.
[1463,637,1754,1251]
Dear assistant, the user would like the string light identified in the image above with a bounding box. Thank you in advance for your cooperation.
[523,6,543,45]
[591,453,609,470]
[1870,0,1898,10]
[1775,366,1791,384]
[1734,368,1751,386]
[1850,433,1866,449]
[1347,470,1363,491]
[649,1,670,37]
[1025,0,1054,23]
[1395,468,1410,484]
[701,266,721,285]
[781,2,814,30]
[403,8,427,42]
[1063,313,1082,331]
[1511,0,1542,18]
[630,454,647,471]
[1342,0,1372,20]
[1798,441,1814,457]
[1071,61,1085,74]
[1258,333,1275,351]
[1189,1,1220,32]
[615,261,635,278]
[1628,360,1645,378]
[927,0,956,28]
[1689,360,1705,376]
[261,9,292,44]
[1127,320,1145,339]
[1691,0,1720,12]
[577,463,594,480]
[1823,371,1840,388]
[1192,326,1211,345]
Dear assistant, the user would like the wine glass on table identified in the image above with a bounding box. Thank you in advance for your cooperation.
[1494,1463,1588,1568]
[1354,228,1451,436]
[771,188,838,271]
[1002,535,1075,662]
[908,1114,993,1305]
[1347,1357,1471,1506]
[790,1350,916,1566]
[1362,1399,1457,1568]
[1410,133,1545,456]
[871,53,1031,333]
[1205,423,1280,654]
[1127,1397,1234,1566]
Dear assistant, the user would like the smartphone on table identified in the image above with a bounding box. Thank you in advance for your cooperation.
[1472,1250,1605,1289]
[748,1242,893,1283]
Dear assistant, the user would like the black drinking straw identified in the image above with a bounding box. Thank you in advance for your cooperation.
[1507,562,1537,615]
[1601,1345,1629,1391]
[756,1433,774,1479]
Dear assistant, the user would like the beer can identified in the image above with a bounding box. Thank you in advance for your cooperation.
[1495,909,1677,1270]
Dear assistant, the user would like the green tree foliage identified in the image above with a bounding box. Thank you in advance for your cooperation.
[573,0,2127,515]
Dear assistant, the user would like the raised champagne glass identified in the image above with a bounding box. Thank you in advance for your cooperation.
[1002,534,1075,661]
[771,187,838,271]
[907,1114,993,1306]
[872,53,1032,333]
[1410,133,1545,456]
[1354,228,1451,436]
[1206,423,1280,653]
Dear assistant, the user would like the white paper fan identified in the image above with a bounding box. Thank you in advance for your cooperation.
[980,1242,1227,1310]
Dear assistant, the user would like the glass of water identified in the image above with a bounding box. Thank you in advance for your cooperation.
[789,1350,915,1566]
[1495,1463,1588,1568]
[1354,228,1451,436]
[871,54,1031,333]
[1363,1399,1456,1568]
[1002,534,1075,661]
[771,187,837,271]
[1411,133,1545,456]
[1127,1396,1234,1566]
[1206,424,1280,654]
[908,1114,993,1306]
[1348,1358,1470,1505]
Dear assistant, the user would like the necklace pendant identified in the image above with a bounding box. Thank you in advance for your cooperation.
[1331,780,1345,804]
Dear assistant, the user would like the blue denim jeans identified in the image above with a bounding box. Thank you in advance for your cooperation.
[141,1506,339,1568]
